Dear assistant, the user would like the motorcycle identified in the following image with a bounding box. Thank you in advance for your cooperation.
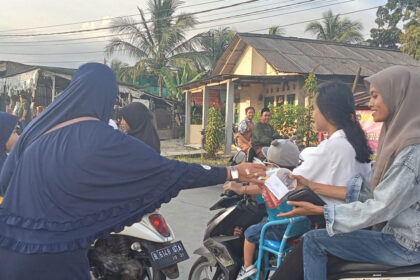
[89,210,189,280]
[188,191,266,280]
[327,260,420,280]
[189,189,420,280]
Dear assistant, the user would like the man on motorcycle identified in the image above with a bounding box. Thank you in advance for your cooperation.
[251,108,281,161]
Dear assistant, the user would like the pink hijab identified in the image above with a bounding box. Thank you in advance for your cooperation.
[365,66,420,192]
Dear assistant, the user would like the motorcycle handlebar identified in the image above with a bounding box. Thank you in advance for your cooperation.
[221,190,238,197]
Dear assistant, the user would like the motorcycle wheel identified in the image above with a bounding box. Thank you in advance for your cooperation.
[141,267,166,280]
[188,256,226,280]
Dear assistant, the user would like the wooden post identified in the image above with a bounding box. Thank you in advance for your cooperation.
[224,80,234,155]
[184,91,191,145]
[202,86,210,129]
[51,76,56,102]
[352,65,362,93]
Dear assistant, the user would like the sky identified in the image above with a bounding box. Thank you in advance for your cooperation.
[0,0,386,69]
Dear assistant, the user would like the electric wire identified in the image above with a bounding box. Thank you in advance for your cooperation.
[0,0,344,45]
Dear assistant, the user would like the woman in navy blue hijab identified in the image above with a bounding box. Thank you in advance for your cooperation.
[0,63,265,279]
[0,112,18,172]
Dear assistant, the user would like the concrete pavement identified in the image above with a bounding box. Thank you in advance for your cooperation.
[159,184,224,279]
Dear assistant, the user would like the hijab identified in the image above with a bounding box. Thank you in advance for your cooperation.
[120,102,161,154]
[0,63,227,254]
[0,63,118,194]
[364,66,420,191]
[0,112,17,171]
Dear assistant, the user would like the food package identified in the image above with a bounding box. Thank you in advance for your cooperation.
[261,168,296,209]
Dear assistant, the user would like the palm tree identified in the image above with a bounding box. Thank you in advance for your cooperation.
[268,26,285,36]
[109,59,135,82]
[185,28,236,71]
[305,10,364,43]
[106,0,197,96]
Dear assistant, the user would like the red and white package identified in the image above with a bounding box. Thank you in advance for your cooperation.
[261,168,296,209]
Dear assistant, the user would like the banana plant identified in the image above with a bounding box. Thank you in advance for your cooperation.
[158,63,207,101]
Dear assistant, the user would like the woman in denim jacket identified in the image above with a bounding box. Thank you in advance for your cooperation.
[279,66,420,280]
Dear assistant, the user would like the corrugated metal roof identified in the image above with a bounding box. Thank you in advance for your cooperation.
[213,33,420,76]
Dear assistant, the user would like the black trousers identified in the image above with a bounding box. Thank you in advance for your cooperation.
[271,240,343,280]
[271,241,304,280]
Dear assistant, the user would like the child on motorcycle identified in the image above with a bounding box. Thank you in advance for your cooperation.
[224,81,372,280]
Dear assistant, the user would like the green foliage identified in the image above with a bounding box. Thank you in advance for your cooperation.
[368,1,420,50]
[300,73,319,147]
[106,0,198,96]
[167,154,229,166]
[400,9,420,59]
[158,63,207,101]
[268,26,285,36]
[187,28,236,71]
[303,73,318,100]
[191,105,203,125]
[305,10,364,43]
[205,106,225,158]
[268,104,304,137]
[296,106,319,148]
[400,22,420,59]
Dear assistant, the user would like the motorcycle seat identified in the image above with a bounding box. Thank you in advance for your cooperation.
[329,260,420,276]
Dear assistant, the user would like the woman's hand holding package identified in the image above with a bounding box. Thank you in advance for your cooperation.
[277,201,324,217]
[289,174,310,190]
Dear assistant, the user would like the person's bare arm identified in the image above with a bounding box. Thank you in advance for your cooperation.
[20,109,28,122]
[223,182,262,195]
[237,133,251,146]
[290,174,346,200]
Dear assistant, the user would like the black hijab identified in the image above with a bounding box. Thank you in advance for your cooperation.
[120,102,161,154]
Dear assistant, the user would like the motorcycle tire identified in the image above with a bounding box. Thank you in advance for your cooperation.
[188,256,226,280]
[142,267,166,280]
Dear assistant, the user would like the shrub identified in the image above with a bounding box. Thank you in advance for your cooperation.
[205,106,225,158]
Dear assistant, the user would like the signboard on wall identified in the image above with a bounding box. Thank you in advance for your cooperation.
[356,110,383,154]
[318,110,382,158]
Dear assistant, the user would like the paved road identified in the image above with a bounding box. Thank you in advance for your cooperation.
[159,184,224,279]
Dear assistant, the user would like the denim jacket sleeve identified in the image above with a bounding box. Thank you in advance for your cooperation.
[325,145,420,237]
[345,171,372,204]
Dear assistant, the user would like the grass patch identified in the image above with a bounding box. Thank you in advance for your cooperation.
[167,154,230,167]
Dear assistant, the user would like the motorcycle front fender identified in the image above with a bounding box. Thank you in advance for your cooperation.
[193,246,217,267]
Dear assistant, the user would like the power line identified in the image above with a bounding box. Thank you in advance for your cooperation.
[0,0,299,41]
[0,0,298,44]
[0,0,344,52]
[18,59,104,64]
[1,4,380,59]
[0,0,261,37]
[246,5,380,32]
[0,0,347,49]
[0,0,331,44]
[0,50,106,56]
[198,0,350,31]
[0,0,229,33]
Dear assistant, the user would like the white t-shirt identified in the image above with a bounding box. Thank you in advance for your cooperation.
[293,129,371,205]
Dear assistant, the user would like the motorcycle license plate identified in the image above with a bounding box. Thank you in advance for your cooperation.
[149,241,189,269]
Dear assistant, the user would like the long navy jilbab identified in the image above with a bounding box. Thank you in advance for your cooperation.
[0,63,227,279]
[0,112,17,172]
